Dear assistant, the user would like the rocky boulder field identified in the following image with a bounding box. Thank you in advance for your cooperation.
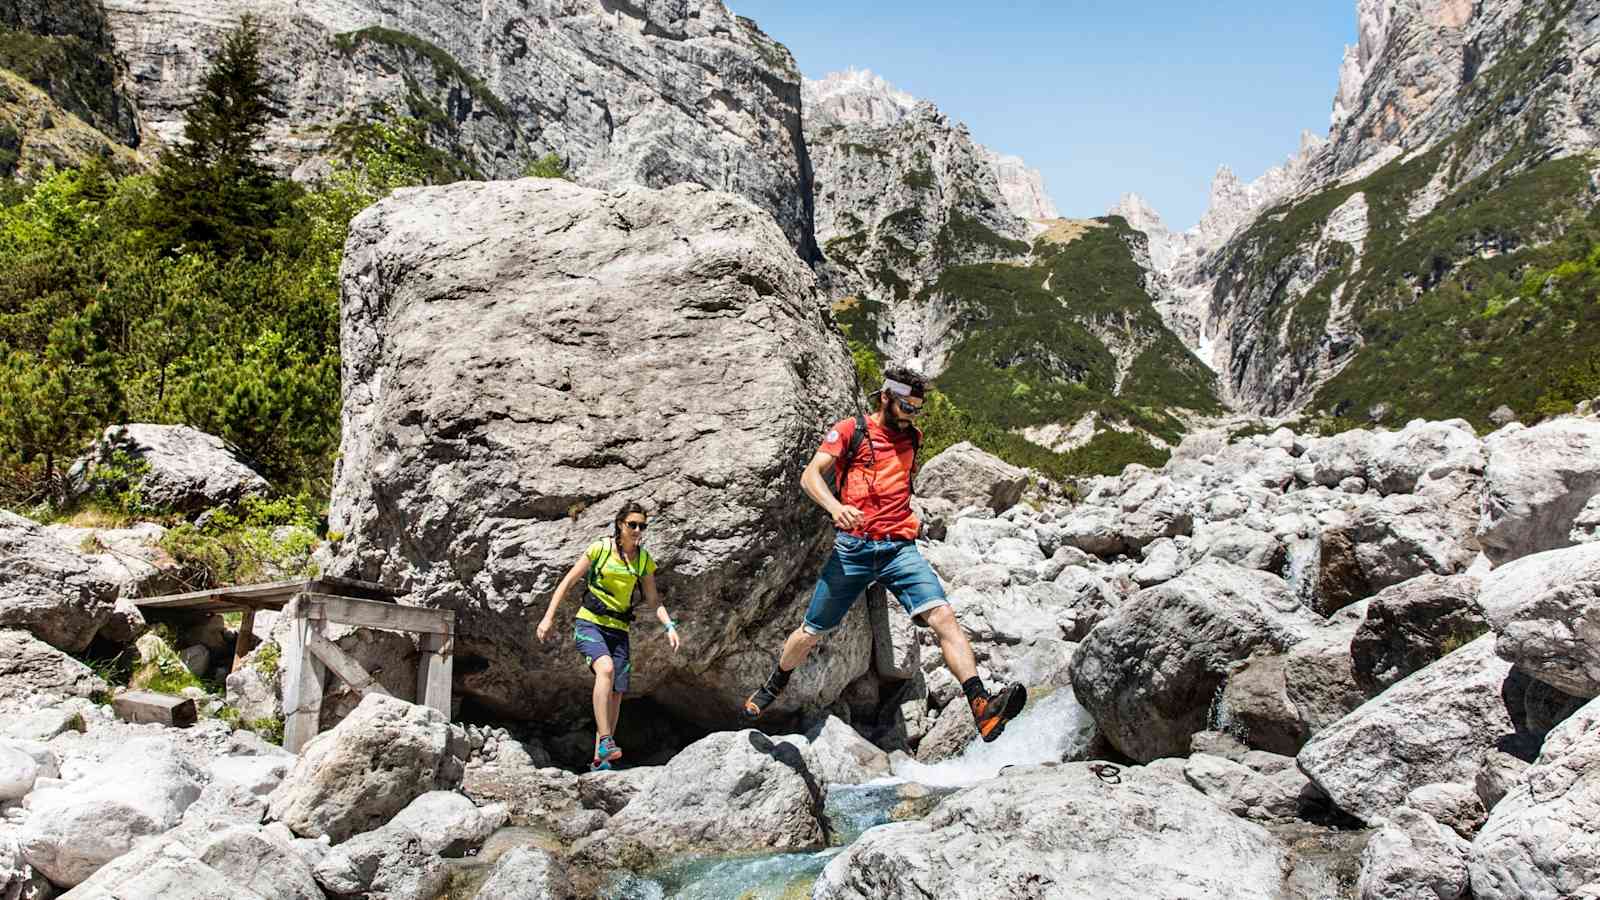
[3,175,1600,899]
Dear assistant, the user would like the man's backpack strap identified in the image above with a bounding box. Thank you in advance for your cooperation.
[834,413,870,495]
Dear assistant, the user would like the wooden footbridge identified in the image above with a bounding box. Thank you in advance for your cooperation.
[134,576,455,753]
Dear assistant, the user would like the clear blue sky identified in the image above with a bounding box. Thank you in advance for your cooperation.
[729,0,1355,230]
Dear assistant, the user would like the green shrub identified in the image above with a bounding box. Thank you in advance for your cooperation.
[523,152,570,180]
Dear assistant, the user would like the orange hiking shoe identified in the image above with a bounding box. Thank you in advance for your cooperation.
[971,683,1028,743]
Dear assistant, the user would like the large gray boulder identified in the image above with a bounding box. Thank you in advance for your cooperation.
[1477,542,1600,697]
[0,512,118,652]
[0,630,107,713]
[1071,562,1321,761]
[313,791,506,899]
[1220,603,1367,755]
[573,729,825,868]
[1298,636,1520,824]
[914,442,1029,514]
[267,694,469,843]
[1469,695,1600,899]
[70,424,270,515]
[1356,807,1472,900]
[19,737,205,887]
[1363,418,1483,496]
[1478,418,1600,565]
[1350,574,1486,695]
[327,178,858,726]
[812,765,1291,899]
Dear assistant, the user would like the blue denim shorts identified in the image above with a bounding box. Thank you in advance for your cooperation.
[574,620,631,693]
[803,533,950,635]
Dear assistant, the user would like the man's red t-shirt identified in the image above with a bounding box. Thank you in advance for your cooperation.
[820,415,922,539]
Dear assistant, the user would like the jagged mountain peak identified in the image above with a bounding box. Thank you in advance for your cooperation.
[803,68,919,128]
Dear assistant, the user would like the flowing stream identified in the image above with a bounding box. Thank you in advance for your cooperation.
[601,687,1100,899]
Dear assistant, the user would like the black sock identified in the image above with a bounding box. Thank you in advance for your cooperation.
[765,664,794,694]
[962,676,988,703]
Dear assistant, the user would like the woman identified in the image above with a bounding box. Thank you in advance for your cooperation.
[538,501,681,770]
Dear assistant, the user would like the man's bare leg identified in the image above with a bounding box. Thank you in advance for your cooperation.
[744,627,821,718]
[922,605,976,683]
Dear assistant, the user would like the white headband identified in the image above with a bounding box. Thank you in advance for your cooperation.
[883,379,913,397]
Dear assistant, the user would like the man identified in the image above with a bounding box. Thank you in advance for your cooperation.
[742,366,1027,742]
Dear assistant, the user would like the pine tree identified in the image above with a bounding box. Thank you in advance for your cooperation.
[149,15,287,256]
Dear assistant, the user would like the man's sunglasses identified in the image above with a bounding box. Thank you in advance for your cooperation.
[892,397,924,416]
[622,521,648,531]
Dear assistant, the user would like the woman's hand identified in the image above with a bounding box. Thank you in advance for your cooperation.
[666,627,681,653]
[536,615,554,643]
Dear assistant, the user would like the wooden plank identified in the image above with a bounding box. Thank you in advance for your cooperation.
[231,608,258,672]
[135,579,311,611]
[305,593,455,636]
[281,596,328,754]
[112,690,197,727]
[309,576,400,602]
[417,632,453,717]
[306,630,392,697]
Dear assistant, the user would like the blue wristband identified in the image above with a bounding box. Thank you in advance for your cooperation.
[665,621,677,632]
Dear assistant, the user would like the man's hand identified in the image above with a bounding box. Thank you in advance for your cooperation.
[833,505,865,531]
[536,616,554,643]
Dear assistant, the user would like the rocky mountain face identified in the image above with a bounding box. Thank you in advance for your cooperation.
[804,69,1034,317]
[0,0,145,175]
[1119,0,1600,420]
[96,0,818,257]
[806,70,1218,465]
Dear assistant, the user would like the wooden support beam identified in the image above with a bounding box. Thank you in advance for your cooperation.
[231,608,258,673]
[281,595,328,754]
[304,593,454,636]
[113,691,197,728]
[306,630,392,698]
[417,632,453,717]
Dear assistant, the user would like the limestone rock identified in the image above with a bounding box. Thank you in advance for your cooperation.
[1404,782,1486,840]
[1196,524,1286,574]
[54,836,271,900]
[1476,748,1530,814]
[913,442,1029,514]
[0,511,118,652]
[474,846,576,900]
[1298,636,1519,824]
[313,791,505,898]
[267,694,468,843]
[1478,541,1600,697]
[792,716,891,785]
[1182,752,1319,821]
[194,826,324,900]
[812,765,1291,899]
[327,178,859,726]
[1364,419,1483,496]
[0,630,106,713]
[573,729,825,868]
[1351,574,1486,695]
[1072,562,1320,761]
[1356,807,1471,900]
[70,424,270,515]
[1469,695,1600,899]
[19,737,204,887]
[1479,418,1600,565]
[914,703,974,764]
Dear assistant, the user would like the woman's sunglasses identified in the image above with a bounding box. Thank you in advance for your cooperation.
[892,397,924,416]
[622,521,648,531]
